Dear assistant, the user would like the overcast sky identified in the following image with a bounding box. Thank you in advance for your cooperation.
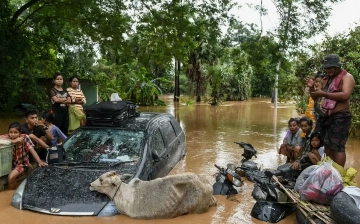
[235,0,360,43]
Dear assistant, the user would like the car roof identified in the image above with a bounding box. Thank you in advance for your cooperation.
[82,112,174,131]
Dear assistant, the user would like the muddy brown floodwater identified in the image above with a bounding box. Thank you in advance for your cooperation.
[1,96,360,224]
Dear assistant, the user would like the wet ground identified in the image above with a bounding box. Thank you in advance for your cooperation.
[0,96,359,224]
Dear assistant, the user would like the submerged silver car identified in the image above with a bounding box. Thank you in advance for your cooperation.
[11,112,186,216]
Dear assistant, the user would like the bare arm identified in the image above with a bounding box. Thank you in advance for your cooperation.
[29,146,48,166]
[51,95,71,104]
[310,73,355,101]
[36,121,54,141]
[28,134,49,149]
[305,77,320,101]
[9,136,24,144]
[50,88,71,104]
[44,128,54,141]
[327,74,355,101]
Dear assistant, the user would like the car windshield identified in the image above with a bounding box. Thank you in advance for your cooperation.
[63,128,145,164]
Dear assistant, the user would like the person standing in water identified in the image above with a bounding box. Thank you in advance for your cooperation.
[305,54,355,167]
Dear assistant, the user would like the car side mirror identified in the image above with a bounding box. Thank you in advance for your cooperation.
[151,152,160,163]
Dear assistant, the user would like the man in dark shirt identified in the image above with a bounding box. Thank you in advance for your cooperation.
[21,110,54,159]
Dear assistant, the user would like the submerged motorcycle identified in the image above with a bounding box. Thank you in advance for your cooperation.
[212,141,258,195]
[213,164,243,195]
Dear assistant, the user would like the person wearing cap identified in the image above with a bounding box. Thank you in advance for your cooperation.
[305,54,355,167]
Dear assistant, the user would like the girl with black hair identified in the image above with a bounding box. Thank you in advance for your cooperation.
[307,132,323,165]
[41,111,67,146]
[67,75,86,133]
[67,75,86,111]
[50,73,71,134]
[3,122,47,189]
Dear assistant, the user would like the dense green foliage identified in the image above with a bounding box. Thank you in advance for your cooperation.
[1,0,359,134]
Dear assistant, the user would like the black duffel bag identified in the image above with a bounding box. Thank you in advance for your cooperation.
[85,101,139,126]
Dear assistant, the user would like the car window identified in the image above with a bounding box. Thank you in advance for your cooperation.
[159,121,177,145]
[63,128,144,164]
[150,129,165,156]
[170,118,183,136]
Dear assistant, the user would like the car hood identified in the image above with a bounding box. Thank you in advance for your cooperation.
[22,164,135,216]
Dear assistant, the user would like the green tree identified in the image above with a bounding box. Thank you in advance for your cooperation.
[201,47,253,105]
[0,0,130,112]
[271,0,344,104]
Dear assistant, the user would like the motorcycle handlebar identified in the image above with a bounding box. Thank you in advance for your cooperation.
[214,164,222,170]
[214,164,227,175]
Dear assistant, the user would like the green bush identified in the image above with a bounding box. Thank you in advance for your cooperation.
[294,97,308,115]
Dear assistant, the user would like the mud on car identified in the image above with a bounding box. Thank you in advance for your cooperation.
[11,112,186,216]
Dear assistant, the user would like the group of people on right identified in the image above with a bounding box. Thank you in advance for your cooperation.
[279,54,355,169]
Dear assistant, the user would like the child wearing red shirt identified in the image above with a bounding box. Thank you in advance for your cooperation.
[4,122,47,190]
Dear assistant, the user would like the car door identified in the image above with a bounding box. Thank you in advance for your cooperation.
[170,117,186,157]
[148,128,167,178]
[158,119,180,174]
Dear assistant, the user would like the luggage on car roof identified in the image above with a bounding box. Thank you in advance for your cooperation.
[85,101,139,126]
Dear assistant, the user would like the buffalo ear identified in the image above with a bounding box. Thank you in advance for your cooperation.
[120,174,133,181]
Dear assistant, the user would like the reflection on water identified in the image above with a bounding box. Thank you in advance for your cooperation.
[1,96,359,224]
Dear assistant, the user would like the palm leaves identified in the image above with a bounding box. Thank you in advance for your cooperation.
[127,72,166,106]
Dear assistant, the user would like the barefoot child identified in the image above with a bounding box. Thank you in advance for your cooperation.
[4,122,47,190]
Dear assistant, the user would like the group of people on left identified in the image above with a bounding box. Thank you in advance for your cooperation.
[2,72,87,190]
[278,116,324,172]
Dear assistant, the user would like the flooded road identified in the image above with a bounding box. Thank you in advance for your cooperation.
[1,97,359,224]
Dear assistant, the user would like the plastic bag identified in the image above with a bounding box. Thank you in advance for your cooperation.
[294,165,318,193]
[110,93,122,101]
[299,161,343,205]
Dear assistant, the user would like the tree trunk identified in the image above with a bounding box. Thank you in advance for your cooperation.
[177,60,180,97]
[173,58,180,102]
[274,60,281,107]
[196,78,201,102]
[154,64,159,100]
